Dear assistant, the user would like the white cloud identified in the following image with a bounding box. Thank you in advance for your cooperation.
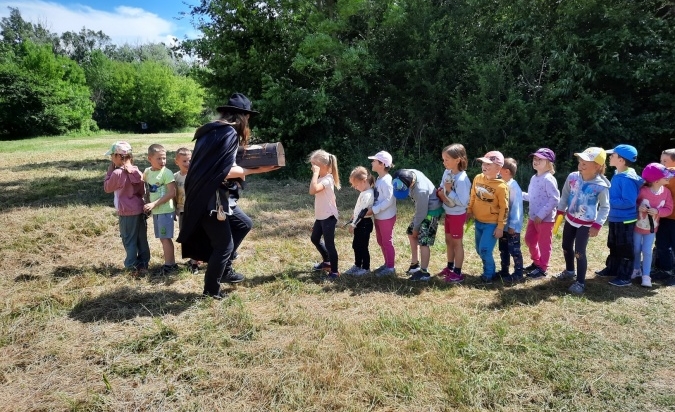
[0,0,185,45]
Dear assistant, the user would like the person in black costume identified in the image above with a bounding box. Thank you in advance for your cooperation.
[177,93,277,299]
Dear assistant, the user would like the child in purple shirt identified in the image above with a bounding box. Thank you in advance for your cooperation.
[523,148,560,278]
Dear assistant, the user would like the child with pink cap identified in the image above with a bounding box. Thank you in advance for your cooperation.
[632,163,674,287]
[103,141,150,275]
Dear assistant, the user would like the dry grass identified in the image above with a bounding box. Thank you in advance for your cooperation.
[1,134,675,411]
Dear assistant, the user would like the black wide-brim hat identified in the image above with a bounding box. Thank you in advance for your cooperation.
[216,92,259,115]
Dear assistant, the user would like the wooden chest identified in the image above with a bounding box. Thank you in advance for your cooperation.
[236,142,285,168]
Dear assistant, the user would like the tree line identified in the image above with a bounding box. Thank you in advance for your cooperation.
[2,1,675,182]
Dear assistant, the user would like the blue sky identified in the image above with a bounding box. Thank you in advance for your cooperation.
[0,0,201,45]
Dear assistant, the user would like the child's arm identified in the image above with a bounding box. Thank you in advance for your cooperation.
[449,174,471,208]
[657,188,674,217]
[557,175,572,213]
[494,183,508,237]
[144,181,177,213]
[309,165,325,195]
[541,176,561,218]
[411,190,430,232]
[372,180,393,215]
[507,185,522,234]
[466,180,476,219]
[610,178,640,214]
[591,187,610,237]
[103,165,124,193]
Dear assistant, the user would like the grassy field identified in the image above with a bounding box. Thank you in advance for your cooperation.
[1,133,674,411]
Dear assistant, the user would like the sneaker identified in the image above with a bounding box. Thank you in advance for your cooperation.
[376,267,396,277]
[373,264,388,273]
[568,281,585,294]
[609,278,632,287]
[631,269,642,280]
[352,268,369,276]
[408,269,431,282]
[222,271,245,284]
[438,267,454,277]
[502,274,524,284]
[595,267,611,276]
[479,275,493,285]
[231,251,238,260]
[443,271,465,283]
[343,265,361,275]
[190,263,200,275]
[203,290,229,300]
[495,269,510,279]
[524,263,538,273]
[641,275,652,288]
[652,269,674,281]
[663,276,675,287]
[327,272,340,280]
[554,270,576,281]
[313,261,331,271]
[527,267,547,279]
[158,264,179,276]
[406,263,421,274]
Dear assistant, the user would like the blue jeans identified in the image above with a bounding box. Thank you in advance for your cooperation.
[119,214,150,269]
[474,221,498,278]
[633,231,656,276]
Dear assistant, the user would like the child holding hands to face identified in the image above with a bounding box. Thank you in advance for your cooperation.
[103,141,150,275]
[343,167,375,277]
[436,143,471,283]
[309,149,341,279]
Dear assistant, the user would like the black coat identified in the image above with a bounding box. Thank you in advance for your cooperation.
[177,121,238,261]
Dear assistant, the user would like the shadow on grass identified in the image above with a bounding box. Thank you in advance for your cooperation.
[243,268,440,297]
[487,277,660,309]
[69,286,199,323]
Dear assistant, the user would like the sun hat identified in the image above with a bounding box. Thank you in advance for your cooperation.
[476,151,505,167]
[104,141,132,156]
[642,162,675,183]
[605,144,638,162]
[574,147,606,165]
[530,148,556,162]
[392,169,415,200]
[368,151,393,168]
[216,93,259,115]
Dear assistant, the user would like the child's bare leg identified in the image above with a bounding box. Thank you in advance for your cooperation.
[160,238,175,265]
[452,238,464,268]
[408,234,419,264]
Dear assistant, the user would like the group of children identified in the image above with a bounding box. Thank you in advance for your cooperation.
[307,145,675,295]
[103,141,193,276]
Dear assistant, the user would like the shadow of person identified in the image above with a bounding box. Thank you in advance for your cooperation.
[69,286,199,323]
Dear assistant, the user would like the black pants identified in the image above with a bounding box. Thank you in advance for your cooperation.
[499,232,523,275]
[200,213,233,295]
[606,221,635,281]
[352,218,374,270]
[311,216,338,273]
[562,222,590,284]
[655,218,675,271]
[224,205,253,276]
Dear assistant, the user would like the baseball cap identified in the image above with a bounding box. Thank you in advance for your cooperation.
[476,151,505,166]
[574,147,606,165]
[605,144,637,162]
[530,148,556,162]
[392,169,415,200]
[642,162,675,183]
[104,141,132,156]
[368,151,393,168]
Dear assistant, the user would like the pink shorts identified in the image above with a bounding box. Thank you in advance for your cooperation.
[444,213,467,239]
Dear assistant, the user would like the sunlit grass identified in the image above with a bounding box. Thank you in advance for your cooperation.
[0,134,674,411]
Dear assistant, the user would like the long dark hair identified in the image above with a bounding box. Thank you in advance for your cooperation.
[219,112,251,146]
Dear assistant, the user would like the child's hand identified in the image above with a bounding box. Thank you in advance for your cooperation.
[647,208,658,216]
[638,205,648,213]
[143,202,155,213]
[311,164,320,175]
[348,226,354,234]
[494,228,503,238]
[508,228,515,235]
[533,216,543,224]
[589,227,600,237]
[412,229,419,238]
[444,180,453,192]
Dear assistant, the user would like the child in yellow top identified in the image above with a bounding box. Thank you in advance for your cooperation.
[467,150,509,283]
[143,143,177,275]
